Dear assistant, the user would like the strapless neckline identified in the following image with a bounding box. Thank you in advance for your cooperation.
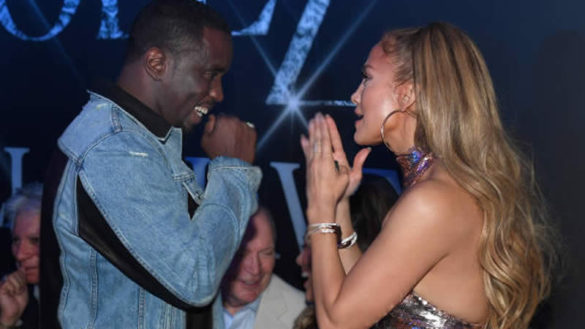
[409,292,481,327]
[371,291,483,329]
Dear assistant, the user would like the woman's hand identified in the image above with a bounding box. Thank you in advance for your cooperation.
[301,113,352,223]
[323,115,371,199]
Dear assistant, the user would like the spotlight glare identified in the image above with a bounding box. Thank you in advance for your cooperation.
[286,94,301,113]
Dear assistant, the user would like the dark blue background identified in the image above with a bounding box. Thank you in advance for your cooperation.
[1,1,583,327]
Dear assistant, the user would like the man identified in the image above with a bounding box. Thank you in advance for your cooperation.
[0,183,43,329]
[215,207,305,329]
[39,1,261,328]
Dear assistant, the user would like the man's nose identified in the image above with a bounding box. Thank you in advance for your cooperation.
[14,241,32,261]
[244,253,261,275]
[209,78,224,103]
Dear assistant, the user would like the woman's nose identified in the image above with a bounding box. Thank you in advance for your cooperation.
[350,83,362,105]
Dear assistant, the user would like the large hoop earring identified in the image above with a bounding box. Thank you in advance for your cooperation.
[379,109,416,151]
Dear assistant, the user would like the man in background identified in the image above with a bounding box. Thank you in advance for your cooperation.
[216,207,305,329]
[0,182,43,329]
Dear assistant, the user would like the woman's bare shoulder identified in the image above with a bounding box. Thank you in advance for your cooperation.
[385,173,480,240]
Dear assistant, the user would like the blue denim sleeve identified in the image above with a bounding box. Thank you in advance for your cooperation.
[79,131,262,306]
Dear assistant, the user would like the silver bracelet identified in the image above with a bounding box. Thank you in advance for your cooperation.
[305,223,341,246]
[338,231,358,249]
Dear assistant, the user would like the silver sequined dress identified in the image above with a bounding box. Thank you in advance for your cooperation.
[371,292,482,329]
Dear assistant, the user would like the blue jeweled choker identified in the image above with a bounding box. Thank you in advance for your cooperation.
[395,147,434,188]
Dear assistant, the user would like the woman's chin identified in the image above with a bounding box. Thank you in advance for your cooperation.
[353,132,366,145]
[353,133,379,147]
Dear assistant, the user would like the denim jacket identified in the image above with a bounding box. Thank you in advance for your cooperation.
[52,91,262,328]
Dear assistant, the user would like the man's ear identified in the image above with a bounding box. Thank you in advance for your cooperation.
[396,82,416,110]
[143,47,168,81]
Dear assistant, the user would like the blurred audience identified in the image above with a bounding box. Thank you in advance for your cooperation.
[349,176,399,252]
[215,206,305,329]
[0,182,42,329]
[0,144,13,277]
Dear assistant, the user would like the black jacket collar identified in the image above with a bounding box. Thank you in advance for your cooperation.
[91,81,171,138]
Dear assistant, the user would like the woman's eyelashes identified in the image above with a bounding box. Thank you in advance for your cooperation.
[361,70,371,85]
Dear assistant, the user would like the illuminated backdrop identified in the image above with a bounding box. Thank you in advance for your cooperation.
[1,1,584,327]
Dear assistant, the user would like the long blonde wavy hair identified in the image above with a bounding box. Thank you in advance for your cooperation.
[380,22,554,329]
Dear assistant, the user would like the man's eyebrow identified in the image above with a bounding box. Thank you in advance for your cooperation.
[209,65,228,73]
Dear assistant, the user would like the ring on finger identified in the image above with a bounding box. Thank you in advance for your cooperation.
[313,142,321,153]
[244,121,255,129]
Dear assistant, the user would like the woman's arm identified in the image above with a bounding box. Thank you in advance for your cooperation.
[310,184,462,329]
[303,114,463,329]
[326,115,370,272]
[335,198,362,273]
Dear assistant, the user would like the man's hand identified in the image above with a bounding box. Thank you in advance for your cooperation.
[0,270,28,327]
[201,114,257,164]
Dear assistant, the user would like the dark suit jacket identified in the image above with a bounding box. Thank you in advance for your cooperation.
[17,286,39,329]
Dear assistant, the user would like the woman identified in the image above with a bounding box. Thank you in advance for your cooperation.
[300,22,553,329]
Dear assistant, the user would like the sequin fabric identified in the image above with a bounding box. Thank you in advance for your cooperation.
[371,292,482,329]
[395,147,434,188]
